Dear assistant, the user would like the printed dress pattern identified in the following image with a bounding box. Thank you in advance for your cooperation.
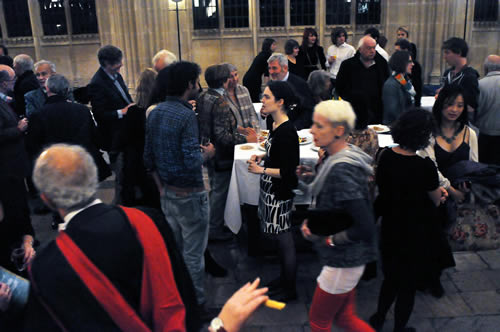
[258,137,293,234]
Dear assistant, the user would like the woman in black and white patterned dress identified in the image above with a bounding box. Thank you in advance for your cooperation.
[247,81,300,301]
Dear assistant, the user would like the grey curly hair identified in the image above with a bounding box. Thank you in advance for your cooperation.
[33,144,98,211]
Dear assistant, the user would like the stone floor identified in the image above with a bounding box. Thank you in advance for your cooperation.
[30,179,500,332]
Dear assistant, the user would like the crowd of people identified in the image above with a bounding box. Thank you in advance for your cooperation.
[0,24,498,332]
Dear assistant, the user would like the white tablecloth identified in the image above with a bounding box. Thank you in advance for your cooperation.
[421,96,435,111]
[223,126,395,233]
[224,129,318,233]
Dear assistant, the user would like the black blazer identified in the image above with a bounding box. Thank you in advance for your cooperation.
[88,67,132,151]
[13,70,39,117]
[28,95,111,181]
[0,99,28,177]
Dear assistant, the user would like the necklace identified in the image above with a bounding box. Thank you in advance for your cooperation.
[439,125,461,144]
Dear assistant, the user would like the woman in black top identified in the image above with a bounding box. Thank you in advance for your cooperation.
[284,39,305,79]
[247,81,300,301]
[243,38,276,102]
[297,28,326,80]
[370,110,454,332]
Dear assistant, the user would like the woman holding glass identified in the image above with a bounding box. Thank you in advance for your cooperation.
[247,81,300,302]
[298,100,377,332]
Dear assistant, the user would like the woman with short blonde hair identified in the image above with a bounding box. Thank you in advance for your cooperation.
[300,100,377,332]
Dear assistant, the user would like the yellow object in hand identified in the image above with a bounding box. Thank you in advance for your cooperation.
[265,299,286,310]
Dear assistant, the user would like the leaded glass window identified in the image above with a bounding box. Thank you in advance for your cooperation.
[290,0,316,26]
[224,0,249,28]
[69,0,99,34]
[3,0,32,37]
[356,0,381,25]
[474,0,498,22]
[193,0,219,29]
[39,0,68,36]
[260,0,285,27]
[326,0,351,25]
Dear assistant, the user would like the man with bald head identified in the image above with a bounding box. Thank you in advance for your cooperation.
[336,36,390,128]
[12,54,39,117]
[152,49,177,72]
[23,143,200,331]
[474,55,500,165]
[0,64,34,275]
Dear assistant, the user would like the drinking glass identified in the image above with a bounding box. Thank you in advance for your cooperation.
[201,137,211,146]
[11,248,26,272]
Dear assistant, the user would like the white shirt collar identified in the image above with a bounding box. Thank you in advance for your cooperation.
[102,66,117,80]
[59,199,103,232]
[214,87,225,95]
[282,72,290,81]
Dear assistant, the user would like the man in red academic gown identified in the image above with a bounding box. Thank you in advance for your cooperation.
[22,144,200,332]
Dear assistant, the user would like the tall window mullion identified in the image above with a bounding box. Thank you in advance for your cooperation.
[259,0,285,27]
[193,0,219,30]
[290,0,315,26]
[326,0,351,25]
[355,0,380,25]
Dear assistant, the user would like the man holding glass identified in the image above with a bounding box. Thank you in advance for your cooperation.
[198,64,258,242]
[0,64,35,275]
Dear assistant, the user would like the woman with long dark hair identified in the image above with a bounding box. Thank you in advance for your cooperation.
[297,28,326,80]
[243,38,277,102]
[419,85,478,203]
[247,81,300,301]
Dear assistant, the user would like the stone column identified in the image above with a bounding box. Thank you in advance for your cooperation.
[95,0,174,93]
[27,0,43,60]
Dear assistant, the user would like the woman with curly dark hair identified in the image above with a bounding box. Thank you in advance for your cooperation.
[243,38,277,102]
[370,109,455,332]
[297,28,326,80]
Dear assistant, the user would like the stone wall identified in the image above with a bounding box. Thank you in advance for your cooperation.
[1,0,498,92]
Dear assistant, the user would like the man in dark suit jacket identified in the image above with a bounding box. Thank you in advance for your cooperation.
[88,45,135,153]
[336,36,390,128]
[88,45,135,204]
[28,74,111,182]
[267,53,315,130]
[12,54,39,117]
[0,65,35,274]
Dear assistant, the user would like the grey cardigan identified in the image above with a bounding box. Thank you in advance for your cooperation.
[313,161,378,268]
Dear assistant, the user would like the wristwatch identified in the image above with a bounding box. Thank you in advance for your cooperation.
[210,317,227,332]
